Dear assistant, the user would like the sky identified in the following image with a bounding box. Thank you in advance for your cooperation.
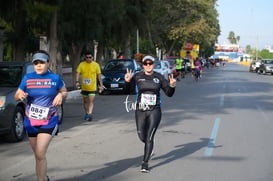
[216,0,273,49]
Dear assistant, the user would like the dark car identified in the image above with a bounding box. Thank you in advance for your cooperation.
[101,59,142,94]
[258,59,273,75]
[0,61,63,142]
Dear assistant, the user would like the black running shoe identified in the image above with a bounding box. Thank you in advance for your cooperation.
[140,162,149,173]
[87,114,93,122]
[46,176,50,181]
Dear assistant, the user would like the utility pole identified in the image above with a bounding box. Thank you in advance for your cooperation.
[255,35,258,60]
[136,29,139,54]
[0,26,4,62]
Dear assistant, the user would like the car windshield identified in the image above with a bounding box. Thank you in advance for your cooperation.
[104,60,134,71]
[154,61,162,69]
[264,60,273,64]
[165,60,175,66]
[0,66,23,87]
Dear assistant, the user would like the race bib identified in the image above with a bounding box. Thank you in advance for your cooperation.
[83,78,92,85]
[141,94,156,105]
[29,104,49,121]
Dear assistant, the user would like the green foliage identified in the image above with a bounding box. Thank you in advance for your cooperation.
[0,0,220,60]
[260,49,273,59]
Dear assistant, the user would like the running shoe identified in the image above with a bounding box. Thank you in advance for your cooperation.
[84,113,89,121]
[87,114,93,122]
[140,162,149,173]
[46,176,50,181]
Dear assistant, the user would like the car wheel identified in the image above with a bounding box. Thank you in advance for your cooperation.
[57,105,64,124]
[5,106,25,142]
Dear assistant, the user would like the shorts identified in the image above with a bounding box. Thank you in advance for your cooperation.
[24,116,59,137]
[81,90,96,96]
[176,69,182,72]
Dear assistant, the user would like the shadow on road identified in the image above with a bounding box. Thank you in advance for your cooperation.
[150,138,221,170]
[56,155,142,181]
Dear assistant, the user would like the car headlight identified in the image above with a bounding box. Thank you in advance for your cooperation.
[0,96,6,108]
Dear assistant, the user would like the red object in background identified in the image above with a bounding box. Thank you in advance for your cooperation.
[163,56,179,77]
[184,42,193,50]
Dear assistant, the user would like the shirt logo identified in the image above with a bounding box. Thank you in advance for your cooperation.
[26,79,56,88]
[153,78,160,83]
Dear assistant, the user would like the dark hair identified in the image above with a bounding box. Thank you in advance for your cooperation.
[85,52,93,56]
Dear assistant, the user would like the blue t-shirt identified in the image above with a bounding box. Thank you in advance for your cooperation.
[19,70,65,125]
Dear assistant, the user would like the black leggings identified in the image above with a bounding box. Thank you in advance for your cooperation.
[135,108,161,162]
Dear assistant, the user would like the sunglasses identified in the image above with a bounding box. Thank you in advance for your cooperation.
[143,62,154,66]
[86,56,93,59]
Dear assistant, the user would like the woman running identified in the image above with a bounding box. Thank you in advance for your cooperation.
[14,50,67,181]
[124,54,176,173]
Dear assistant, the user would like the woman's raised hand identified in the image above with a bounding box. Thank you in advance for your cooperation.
[169,74,176,87]
[125,68,133,82]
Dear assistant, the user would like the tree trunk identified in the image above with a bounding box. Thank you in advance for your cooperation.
[49,12,59,74]
[70,42,85,84]
[14,0,26,61]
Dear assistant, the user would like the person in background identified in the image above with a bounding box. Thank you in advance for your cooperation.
[124,54,176,173]
[193,57,202,81]
[175,56,183,81]
[75,52,104,121]
[14,50,67,181]
[117,52,126,59]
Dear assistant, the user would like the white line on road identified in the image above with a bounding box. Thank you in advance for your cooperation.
[204,118,221,157]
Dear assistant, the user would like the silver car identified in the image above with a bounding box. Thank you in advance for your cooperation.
[258,59,273,75]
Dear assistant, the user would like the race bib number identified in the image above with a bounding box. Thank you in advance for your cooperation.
[29,104,49,120]
[141,94,156,105]
[83,78,92,85]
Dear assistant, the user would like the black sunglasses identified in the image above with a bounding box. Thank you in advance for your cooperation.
[143,62,154,66]
[86,56,92,59]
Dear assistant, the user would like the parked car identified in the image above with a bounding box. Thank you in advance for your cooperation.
[0,61,63,142]
[258,59,273,75]
[154,61,170,80]
[249,60,261,73]
[101,59,142,94]
[162,60,172,75]
[163,56,178,77]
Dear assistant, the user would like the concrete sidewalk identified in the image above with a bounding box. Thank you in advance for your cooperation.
[66,89,82,100]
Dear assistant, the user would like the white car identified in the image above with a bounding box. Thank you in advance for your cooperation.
[154,61,170,80]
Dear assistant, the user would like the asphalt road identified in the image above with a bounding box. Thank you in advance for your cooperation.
[1,63,273,181]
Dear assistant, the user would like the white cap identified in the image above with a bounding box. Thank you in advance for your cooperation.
[142,55,155,62]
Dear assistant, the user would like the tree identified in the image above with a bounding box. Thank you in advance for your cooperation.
[147,0,220,57]
[227,31,239,44]
[0,0,27,61]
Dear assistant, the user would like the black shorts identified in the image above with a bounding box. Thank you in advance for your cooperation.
[81,91,96,96]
